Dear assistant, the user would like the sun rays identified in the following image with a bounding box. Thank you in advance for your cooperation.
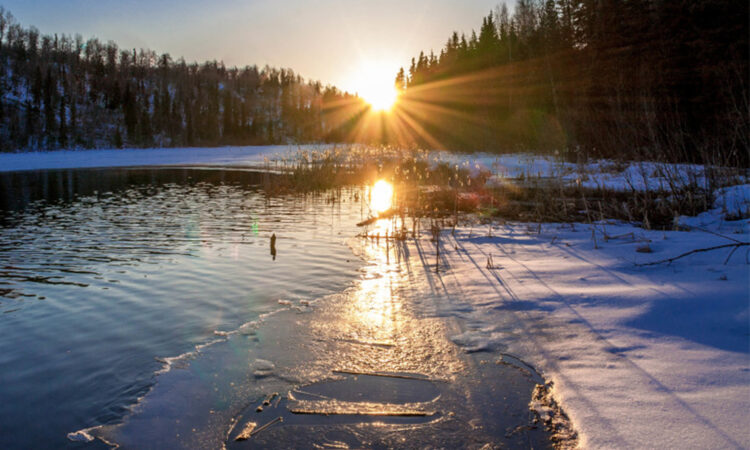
[317,57,569,152]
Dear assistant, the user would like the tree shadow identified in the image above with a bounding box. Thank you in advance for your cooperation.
[624,295,750,354]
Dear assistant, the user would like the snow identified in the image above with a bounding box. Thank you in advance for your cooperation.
[404,216,749,448]
[714,184,750,218]
[2,146,748,448]
[437,151,748,194]
[0,146,301,172]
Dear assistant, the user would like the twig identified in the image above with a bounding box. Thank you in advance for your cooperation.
[234,422,257,441]
[724,245,740,265]
[332,337,395,348]
[690,226,744,244]
[636,242,749,266]
[289,408,434,417]
[263,392,279,406]
[256,392,279,412]
[606,232,634,241]
[235,415,284,441]
[332,369,441,382]
[250,417,283,439]
[291,389,331,400]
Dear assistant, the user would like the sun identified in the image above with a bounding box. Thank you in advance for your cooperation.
[351,61,400,112]
[361,83,398,111]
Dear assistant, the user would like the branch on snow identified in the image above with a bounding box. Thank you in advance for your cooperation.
[636,242,749,267]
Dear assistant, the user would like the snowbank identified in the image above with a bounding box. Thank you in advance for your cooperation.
[404,215,749,448]
[436,151,748,195]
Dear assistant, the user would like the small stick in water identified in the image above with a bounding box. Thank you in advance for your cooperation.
[256,392,279,412]
[251,416,283,437]
[386,230,390,264]
[263,392,279,406]
[332,369,441,382]
[434,224,440,272]
[270,233,277,261]
[234,422,257,441]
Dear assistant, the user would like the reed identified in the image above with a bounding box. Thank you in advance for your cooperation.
[259,144,746,231]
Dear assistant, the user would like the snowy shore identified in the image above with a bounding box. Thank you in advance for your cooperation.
[405,215,748,448]
[0,146,299,172]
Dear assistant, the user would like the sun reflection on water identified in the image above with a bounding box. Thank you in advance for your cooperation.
[318,227,465,380]
[347,233,401,344]
[370,180,393,215]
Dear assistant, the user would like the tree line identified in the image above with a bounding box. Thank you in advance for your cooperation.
[394,0,748,165]
[0,7,365,151]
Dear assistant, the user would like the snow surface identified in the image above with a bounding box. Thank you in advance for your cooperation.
[0,146,301,172]
[2,146,748,448]
[405,217,749,449]
[436,151,748,193]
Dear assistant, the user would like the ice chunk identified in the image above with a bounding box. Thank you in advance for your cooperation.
[252,359,275,378]
[67,428,95,442]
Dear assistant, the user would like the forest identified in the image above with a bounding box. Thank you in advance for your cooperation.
[0,2,748,166]
[0,6,366,151]
[393,0,748,165]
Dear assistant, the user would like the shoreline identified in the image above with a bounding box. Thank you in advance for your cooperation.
[86,228,561,449]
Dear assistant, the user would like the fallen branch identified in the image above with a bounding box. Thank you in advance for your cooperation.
[289,408,433,417]
[290,389,332,400]
[332,337,395,348]
[332,369,441,382]
[245,416,283,440]
[690,226,744,244]
[636,242,749,266]
[356,208,399,226]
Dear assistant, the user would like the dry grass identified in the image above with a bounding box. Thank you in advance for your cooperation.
[259,145,746,230]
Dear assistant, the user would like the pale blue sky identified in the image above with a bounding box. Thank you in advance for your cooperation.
[1,0,509,92]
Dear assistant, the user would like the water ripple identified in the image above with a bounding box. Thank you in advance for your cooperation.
[0,168,365,449]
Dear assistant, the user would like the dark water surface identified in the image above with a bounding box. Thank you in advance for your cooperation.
[0,168,363,449]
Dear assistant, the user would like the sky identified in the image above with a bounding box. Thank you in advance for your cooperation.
[1,0,507,94]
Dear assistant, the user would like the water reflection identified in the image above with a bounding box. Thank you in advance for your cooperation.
[86,204,551,449]
[0,168,363,450]
[338,220,460,373]
[369,179,393,214]
[226,217,550,448]
[0,167,268,215]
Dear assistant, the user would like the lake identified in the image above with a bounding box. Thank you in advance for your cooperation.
[0,168,364,448]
